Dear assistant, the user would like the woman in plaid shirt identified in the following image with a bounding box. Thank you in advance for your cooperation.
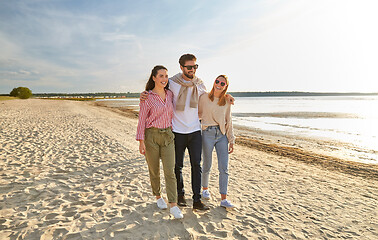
[136,65,183,219]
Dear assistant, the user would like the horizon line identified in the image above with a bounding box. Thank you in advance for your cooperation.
[2,91,378,96]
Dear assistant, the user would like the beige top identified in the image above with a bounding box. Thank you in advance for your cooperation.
[198,93,235,144]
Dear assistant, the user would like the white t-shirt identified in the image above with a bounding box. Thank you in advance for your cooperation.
[169,77,207,134]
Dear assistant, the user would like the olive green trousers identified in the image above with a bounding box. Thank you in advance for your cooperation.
[144,127,177,203]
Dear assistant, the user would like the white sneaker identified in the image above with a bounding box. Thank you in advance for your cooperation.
[156,198,167,209]
[170,206,183,219]
[202,189,211,200]
[220,199,235,209]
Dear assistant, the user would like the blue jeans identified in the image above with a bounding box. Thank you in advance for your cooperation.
[173,130,202,202]
[201,126,229,195]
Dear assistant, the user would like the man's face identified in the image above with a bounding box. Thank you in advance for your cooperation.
[180,60,197,79]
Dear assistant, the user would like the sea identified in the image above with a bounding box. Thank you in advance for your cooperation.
[97,95,378,164]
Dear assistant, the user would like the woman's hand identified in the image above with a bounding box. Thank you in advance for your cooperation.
[228,143,234,154]
[139,140,146,155]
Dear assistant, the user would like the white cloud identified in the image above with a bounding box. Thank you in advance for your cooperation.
[101,33,136,42]
[1,0,377,93]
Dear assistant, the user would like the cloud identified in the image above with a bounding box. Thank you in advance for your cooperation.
[1,0,377,93]
[1,1,247,92]
[101,33,136,42]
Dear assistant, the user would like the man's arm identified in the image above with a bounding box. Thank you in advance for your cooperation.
[198,82,207,97]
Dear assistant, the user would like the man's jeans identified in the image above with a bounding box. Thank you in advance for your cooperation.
[201,126,229,195]
[173,130,202,202]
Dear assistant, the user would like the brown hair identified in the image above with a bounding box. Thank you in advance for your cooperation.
[179,54,197,66]
[145,65,169,91]
[208,75,229,106]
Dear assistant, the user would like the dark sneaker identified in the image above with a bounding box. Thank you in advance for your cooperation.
[177,195,187,207]
[193,201,210,211]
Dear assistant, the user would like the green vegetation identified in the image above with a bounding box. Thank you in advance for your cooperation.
[0,96,17,101]
[44,97,96,101]
[10,87,33,99]
[33,92,140,98]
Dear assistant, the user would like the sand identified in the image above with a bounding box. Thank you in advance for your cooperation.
[0,99,377,239]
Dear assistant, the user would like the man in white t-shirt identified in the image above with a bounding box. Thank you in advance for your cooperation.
[169,54,209,210]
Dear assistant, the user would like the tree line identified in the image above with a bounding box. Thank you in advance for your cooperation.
[3,88,377,99]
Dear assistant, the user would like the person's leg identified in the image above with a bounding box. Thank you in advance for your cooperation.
[215,133,229,199]
[201,127,216,190]
[187,130,203,202]
[160,130,178,205]
[144,129,161,198]
[173,132,187,197]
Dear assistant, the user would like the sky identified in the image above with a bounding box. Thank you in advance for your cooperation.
[1,0,378,94]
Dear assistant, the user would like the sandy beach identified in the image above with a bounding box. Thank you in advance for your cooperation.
[1,99,377,239]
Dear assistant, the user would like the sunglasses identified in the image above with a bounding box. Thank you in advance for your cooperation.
[215,80,226,86]
[183,64,198,70]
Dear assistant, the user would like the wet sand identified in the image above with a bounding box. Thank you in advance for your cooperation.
[0,99,377,239]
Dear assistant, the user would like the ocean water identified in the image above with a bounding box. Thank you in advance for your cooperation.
[231,96,378,164]
[97,96,378,164]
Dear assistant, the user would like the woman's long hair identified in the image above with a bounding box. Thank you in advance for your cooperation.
[145,65,169,91]
[208,75,229,106]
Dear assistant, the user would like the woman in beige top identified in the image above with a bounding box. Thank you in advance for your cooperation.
[198,75,235,209]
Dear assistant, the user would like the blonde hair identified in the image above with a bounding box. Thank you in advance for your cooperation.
[208,75,229,106]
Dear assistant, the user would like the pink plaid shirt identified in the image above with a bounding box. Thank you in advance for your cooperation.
[136,89,174,141]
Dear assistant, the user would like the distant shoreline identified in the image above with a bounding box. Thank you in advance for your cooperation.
[2,91,378,98]
[228,92,378,97]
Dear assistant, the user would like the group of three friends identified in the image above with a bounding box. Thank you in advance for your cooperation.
[136,54,235,219]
